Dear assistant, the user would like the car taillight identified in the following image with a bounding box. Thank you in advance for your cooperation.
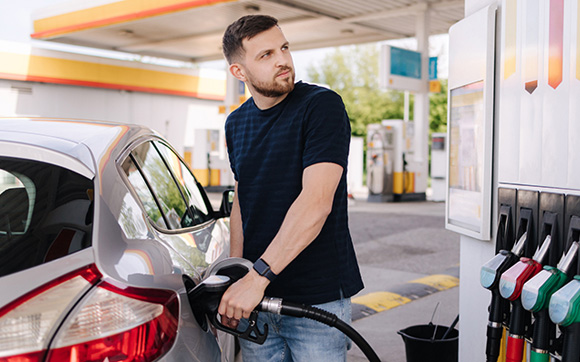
[0,265,179,362]
[0,265,101,362]
[45,280,179,362]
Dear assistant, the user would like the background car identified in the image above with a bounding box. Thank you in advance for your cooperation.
[0,117,235,362]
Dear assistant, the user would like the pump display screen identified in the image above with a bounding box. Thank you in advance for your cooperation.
[447,80,486,233]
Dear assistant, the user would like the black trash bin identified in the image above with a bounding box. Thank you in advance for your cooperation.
[397,323,458,362]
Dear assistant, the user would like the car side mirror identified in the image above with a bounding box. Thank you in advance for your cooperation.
[218,189,234,218]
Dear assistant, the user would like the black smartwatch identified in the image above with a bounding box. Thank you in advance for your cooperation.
[253,258,277,282]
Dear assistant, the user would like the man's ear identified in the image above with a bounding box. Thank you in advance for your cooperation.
[229,63,247,82]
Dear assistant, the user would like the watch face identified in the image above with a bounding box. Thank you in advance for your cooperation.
[254,259,269,274]
[254,259,276,281]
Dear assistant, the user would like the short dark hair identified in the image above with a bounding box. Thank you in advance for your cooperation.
[222,15,279,64]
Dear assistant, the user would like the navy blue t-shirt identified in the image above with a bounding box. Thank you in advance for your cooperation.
[225,81,363,305]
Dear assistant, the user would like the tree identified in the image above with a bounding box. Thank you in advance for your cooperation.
[429,79,448,133]
[306,45,409,138]
[305,44,447,138]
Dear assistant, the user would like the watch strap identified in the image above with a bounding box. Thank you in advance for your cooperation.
[253,258,277,282]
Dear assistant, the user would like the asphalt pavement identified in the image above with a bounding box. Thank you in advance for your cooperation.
[346,194,459,362]
[207,190,460,362]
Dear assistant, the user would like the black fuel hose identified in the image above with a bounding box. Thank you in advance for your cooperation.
[562,323,580,362]
[259,297,381,362]
[531,308,554,357]
[486,290,505,362]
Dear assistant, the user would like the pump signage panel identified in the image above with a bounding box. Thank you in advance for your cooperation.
[390,47,421,79]
[447,81,485,232]
[446,4,496,240]
[429,57,438,80]
[379,45,425,92]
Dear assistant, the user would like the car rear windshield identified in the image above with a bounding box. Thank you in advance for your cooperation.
[0,157,94,278]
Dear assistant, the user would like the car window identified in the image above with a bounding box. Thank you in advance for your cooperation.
[0,170,33,234]
[153,141,213,225]
[128,141,200,230]
[120,156,168,229]
[0,157,94,278]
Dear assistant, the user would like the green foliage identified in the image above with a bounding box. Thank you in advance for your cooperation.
[305,45,447,139]
[306,46,409,138]
[429,79,448,133]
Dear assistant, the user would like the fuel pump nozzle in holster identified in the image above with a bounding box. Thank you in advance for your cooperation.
[500,230,553,362]
[522,241,578,362]
[481,230,527,362]
[548,216,580,362]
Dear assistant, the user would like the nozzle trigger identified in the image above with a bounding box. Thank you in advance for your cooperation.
[211,310,268,345]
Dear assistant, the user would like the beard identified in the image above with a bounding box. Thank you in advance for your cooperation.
[248,67,295,98]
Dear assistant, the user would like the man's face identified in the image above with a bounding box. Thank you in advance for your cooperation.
[239,26,295,98]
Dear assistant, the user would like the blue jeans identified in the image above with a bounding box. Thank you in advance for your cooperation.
[238,296,352,362]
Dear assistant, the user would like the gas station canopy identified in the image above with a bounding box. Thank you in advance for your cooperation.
[31,0,464,63]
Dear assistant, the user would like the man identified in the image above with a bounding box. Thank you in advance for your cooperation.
[219,15,364,361]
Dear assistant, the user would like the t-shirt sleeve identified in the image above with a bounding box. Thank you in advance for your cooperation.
[224,120,239,181]
[302,90,351,170]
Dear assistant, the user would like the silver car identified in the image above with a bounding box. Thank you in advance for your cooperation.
[0,118,235,361]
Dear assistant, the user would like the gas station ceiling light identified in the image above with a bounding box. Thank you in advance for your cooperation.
[244,4,260,13]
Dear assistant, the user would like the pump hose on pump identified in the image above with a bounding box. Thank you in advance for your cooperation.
[259,297,381,362]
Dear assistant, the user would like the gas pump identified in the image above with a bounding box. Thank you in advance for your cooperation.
[366,120,426,202]
[445,1,580,361]
[430,133,447,202]
[367,123,394,202]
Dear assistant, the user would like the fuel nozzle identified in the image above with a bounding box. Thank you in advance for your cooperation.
[519,240,577,362]
[544,216,580,362]
[522,241,578,312]
[499,233,549,301]
[187,259,381,361]
[187,275,231,314]
[549,246,580,327]
[546,240,580,362]
[187,273,268,344]
[549,275,580,362]
[481,232,528,290]
[481,232,528,362]
[499,232,551,362]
